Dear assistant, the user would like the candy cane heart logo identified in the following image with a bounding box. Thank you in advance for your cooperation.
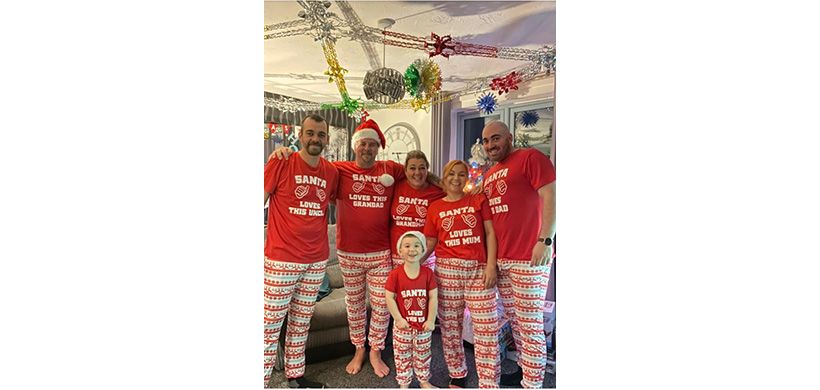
[417,297,427,309]
[316,188,326,202]
[294,185,309,199]
[461,214,477,228]
[403,298,413,310]
[442,216,454,232]
[396,204,409,215]
[496,180,508,195]
[372,183,385,195]
[351,181,365,193]
[415,205,427,218]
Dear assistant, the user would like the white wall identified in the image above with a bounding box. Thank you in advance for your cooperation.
[366,108,433,158]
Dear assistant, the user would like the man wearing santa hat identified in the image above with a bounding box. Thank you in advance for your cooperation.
[269,118,406,378]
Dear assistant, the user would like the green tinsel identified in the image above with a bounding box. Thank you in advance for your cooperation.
[404,65,421,97]
[338,95,362,115]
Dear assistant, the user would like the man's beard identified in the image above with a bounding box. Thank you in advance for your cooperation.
[306,143,323,156]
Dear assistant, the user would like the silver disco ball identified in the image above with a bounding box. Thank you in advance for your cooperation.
[363,67,405,104]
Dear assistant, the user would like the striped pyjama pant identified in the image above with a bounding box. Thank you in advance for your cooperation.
[436,257,500,388]
[263,258,327,385]
[338,249,391,350]
[393,327,433,386]
[497,258,551,388]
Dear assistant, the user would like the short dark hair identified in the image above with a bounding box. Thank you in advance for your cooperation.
[301,114,326,128]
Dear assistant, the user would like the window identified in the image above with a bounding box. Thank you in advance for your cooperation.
[454,99,553,162]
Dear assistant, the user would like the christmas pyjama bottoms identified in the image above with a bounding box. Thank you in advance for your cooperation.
[263,258,327,385]
[393,327,433,386]
[435,257,500,388]
[337,249,391,350]
[497,258,551,388]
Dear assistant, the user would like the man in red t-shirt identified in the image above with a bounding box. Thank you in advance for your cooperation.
[481,121,556,389]
[263,114,339,388]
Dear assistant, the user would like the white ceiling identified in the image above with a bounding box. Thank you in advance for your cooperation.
[264,1,555,103]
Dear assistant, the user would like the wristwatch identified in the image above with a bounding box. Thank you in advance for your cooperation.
[539,236,553,246]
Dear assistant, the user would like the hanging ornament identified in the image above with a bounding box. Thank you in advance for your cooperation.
[264,123,272,140]
[404,65,421,97]
[404,58,442,111]
[490,71,522,95]
[519,110,540,128]
[476,92,498,115]
[363,67,406,104]
[424,32,456,58]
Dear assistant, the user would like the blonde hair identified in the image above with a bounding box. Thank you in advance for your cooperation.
[441,159,469,180]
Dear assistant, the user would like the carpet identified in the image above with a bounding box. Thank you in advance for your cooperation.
[268,329,555,388]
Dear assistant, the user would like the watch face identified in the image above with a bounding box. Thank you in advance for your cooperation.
[378,123,421,163]
[543,237,553,246]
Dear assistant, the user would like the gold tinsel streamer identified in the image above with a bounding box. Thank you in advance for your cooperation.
[322,41,348,97]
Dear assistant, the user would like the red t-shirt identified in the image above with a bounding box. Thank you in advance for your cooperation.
[335,160,406,253]
[385,265,437,331]
[264,153,339,263]
[424,194,492,262]
[389,181,446,257]
[483,148,556,260]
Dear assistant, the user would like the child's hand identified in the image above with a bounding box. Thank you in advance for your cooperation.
[396,318,411,330]
[422,319,435,332]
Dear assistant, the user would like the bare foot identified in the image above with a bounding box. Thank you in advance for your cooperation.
[345,347,366,375]
[420,381,437,388]
[369,349,390,378]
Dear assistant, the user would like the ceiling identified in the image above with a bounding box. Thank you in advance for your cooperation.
[264,1,556,103]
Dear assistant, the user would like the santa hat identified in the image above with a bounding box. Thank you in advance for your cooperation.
[397,230,428,256]
[352,118,395,187]
[351,119,386,149]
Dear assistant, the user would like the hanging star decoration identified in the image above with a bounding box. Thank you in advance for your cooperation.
[476,92,498,114]
[490,71,522,95]
[519,110,540,128]
[424,32,456,58]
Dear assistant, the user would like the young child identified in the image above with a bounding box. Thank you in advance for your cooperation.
[385,231,439,389]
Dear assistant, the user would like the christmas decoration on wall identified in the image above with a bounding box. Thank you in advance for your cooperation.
[519,110,540,128]
[490,71,522,95]
[363,67,405,104]
[476,92,498,114]
[466,138,491,192]
[264,123,272,140]
[283,124,299,151]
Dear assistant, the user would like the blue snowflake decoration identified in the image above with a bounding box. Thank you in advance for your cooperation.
[519,110,540,128]
[476,92,498,115]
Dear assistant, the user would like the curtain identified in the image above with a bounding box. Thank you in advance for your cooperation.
[430,96,452,174]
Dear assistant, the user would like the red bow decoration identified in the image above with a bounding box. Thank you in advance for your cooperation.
[490,71,522,95]
[425,33,456,58]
